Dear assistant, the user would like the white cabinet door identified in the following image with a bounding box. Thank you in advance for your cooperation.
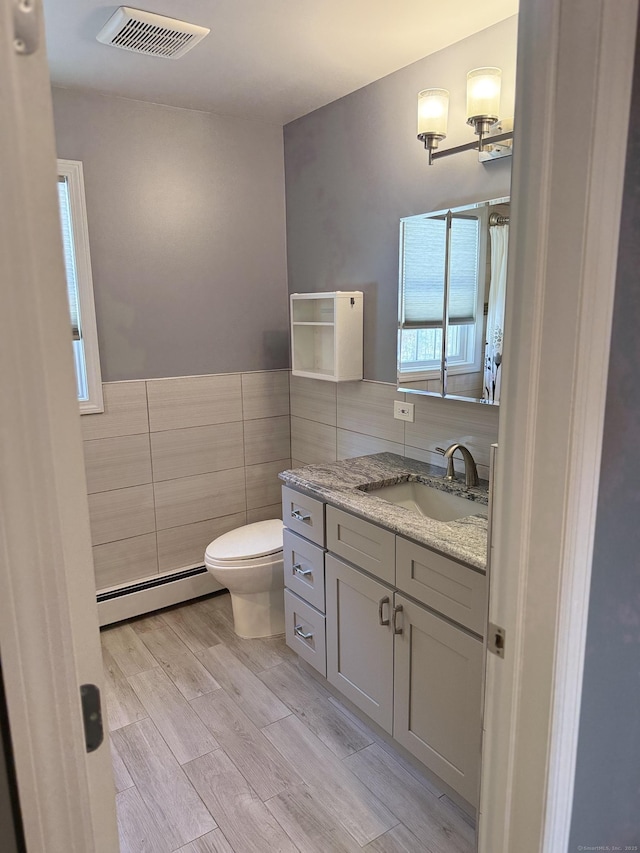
[393,594,483,806]
[325,554,394,732]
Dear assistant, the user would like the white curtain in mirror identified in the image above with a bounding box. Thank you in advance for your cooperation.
[484,224,509,403]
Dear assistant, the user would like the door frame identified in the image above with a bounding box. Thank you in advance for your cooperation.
[479,0,638,850]
[0,2,118,851]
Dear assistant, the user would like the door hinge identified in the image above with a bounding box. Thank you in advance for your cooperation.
[80,684,104,753]
[13,0,39,55]
[488,623,506,658]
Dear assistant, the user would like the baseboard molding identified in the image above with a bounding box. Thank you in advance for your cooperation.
[97,567,224,626]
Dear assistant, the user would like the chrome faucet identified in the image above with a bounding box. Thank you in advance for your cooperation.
[436,443,479,488]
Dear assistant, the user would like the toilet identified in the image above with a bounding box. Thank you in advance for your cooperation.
[204,519,285,639]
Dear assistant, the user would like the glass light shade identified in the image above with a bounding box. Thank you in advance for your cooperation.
[417,89,449,138]
[466,67,501,121]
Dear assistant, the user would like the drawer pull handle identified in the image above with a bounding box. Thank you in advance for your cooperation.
[293,563,313,577]
[393,604,404,635]
[294,625,313,640]
[378,595,390,626]
[291,509,311,522]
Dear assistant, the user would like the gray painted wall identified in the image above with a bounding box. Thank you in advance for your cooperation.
[569,23,640,851]
[52,88,289,381]
[284,16,516,383]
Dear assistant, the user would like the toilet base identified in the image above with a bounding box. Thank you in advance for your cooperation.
[230,588,285,639]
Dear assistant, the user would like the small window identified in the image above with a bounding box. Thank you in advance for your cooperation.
[57,160,103,413]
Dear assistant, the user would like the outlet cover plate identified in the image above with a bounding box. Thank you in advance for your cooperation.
[393,401,415,422]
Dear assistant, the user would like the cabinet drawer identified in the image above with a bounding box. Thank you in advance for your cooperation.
[284,590,326,676]
[283,528,325,611]
[282,486,325,546]
[326,505,395,584]
[396,537,486,636]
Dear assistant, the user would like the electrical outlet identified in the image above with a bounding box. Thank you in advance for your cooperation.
[393,400,415,422]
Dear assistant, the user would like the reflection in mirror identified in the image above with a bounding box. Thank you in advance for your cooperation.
[397,197,509,404]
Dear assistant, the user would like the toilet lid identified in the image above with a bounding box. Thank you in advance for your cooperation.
[205,519,283,562]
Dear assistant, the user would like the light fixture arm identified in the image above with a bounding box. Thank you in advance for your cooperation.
[429,129,514,162]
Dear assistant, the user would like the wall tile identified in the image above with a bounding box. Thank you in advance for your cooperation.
[93,533,158,590]
[246,459,291,510]
[337,429,404,460]
[244,416,291,466]
[153,468,246,531]
[88,484,156,546]
[150,423,244,482]
[81,381,149,441]
[446,372,484,399]
[290,417,337,465]
[157,513,246,573]
[241,371,290,420]
[404,395,499,470]
[337,381,406,443]
[289,375,337,426]
[146,374,243,432]
[247,503,283,524]
[84,434,152,494]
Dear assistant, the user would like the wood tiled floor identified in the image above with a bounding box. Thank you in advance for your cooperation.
[102,593,476,853]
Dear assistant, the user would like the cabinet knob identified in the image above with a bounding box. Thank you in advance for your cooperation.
[393,604,404,635]
[378,596,390,626]
[292,563,313,577]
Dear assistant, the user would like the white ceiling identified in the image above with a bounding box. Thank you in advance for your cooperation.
[43,0,518,125]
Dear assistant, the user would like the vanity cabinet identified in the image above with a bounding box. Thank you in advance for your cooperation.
[281,483,486,808]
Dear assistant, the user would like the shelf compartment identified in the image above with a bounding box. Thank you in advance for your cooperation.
[292,298,335,323]
[292,324,335,376]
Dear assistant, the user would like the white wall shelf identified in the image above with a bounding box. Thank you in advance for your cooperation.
[290,291,363,382]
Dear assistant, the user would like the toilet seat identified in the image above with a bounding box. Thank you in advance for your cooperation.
[205,519,283,564]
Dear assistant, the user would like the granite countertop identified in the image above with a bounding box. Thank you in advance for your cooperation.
[279,452,489,571]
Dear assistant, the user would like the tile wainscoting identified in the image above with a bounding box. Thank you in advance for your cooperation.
[82,370,291,592]
[290,376,499,481]
[83,370,498,596]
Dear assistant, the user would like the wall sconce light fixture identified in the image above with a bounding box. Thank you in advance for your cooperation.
[418,66,514,165]
[417,88,450,165]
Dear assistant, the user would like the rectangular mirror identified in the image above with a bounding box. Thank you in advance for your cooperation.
[397,196,509,404]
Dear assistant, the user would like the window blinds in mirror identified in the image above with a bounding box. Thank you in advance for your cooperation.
[401,213,480,328]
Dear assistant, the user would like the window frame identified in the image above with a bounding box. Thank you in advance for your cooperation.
[57,159,103,414]
[398,323,478,381]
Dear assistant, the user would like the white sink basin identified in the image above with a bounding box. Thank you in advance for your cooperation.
[365,480,487,522]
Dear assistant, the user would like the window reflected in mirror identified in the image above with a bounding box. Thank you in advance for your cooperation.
[397,197,509,405]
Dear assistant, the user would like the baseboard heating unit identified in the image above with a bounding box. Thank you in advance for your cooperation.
[96,565,223,626]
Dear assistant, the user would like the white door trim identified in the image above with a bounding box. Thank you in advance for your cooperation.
[0,3,118,851]
[479,0,638,851]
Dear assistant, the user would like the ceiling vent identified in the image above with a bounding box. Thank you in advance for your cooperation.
[96,7,210,59]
